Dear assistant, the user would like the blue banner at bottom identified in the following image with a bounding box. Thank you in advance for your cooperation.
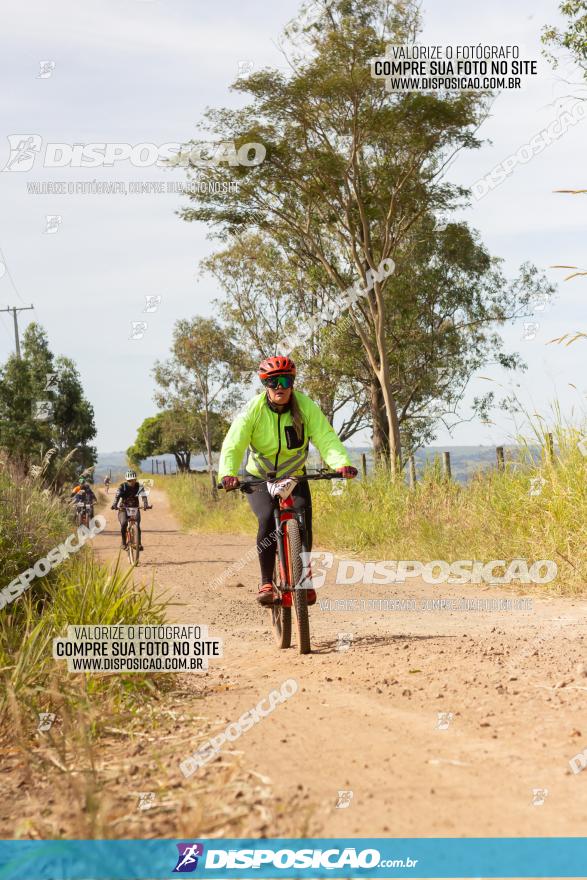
[0,837,585,879]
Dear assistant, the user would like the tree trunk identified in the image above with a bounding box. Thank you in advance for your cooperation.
[179,451,192,472]
[369,379,389,465]
[203,404,217,498]
[379,376,402,475]
[174,452,191,473]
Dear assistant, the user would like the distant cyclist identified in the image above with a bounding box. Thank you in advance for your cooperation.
[218,355,357,606]
[104,475,111,493]
[70,478,97,519]
[111,470,150,550]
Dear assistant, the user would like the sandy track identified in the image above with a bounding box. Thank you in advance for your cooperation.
[3,486,587,841]
[89,487,587,838]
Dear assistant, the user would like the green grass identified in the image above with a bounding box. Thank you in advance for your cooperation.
[311,426,587,593]
[0,466,170,734]
[163,472,255,536]
[161,422,587,595]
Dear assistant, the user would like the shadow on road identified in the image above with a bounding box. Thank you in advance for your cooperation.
[311,632,453,654]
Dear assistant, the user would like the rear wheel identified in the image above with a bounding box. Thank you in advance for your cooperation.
[286,519,310,654]
[271,558,291,649]
[127,520,140,566]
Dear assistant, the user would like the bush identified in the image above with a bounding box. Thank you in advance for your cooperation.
[161,424,587,594]
[0,466,169,733]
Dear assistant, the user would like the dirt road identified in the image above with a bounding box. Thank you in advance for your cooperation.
[5,486,587,840]
[87,486,587,838]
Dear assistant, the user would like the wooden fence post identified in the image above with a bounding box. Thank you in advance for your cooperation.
[163,461,167,475]
[442,451,452,480]
[156,460,159,474]
[546,433,554,462]
[496,446,505,471]
[408,455,417,489]
[361,453,367,479]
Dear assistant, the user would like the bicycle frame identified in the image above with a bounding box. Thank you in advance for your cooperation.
[219,470,347,653]
[75,502,93,526]
[273,492,309,606]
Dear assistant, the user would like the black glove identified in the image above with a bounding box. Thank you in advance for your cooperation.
[111,504,117,510]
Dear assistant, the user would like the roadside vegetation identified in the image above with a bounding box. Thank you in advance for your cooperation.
[0,464,169,739]
[161,420,587,595]
[0,323,97,487]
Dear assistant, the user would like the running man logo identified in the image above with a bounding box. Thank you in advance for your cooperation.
[173,843,204,873]
[336,632,353,652]
[2,134,42,171]
[44,372,58,392]
[32,400,54,421]
[531,788,548,806]
[37,712,56,732]
[335,790,353,809]
[144,295,161,313]
[569,749,587,776]
[44,214,62,234]
[38,61,56,79]
[129,321,148,340]
[137,791,156,811]
[436,711,454,730]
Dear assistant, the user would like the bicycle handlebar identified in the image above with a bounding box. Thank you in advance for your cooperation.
[217,470,347,492]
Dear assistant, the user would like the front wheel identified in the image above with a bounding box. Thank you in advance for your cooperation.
[271,559,291,648]
[285,519,310,654]
[127,520,140,566]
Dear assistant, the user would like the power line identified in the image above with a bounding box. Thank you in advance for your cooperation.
[0,246,27,307]
[0,312,13,342]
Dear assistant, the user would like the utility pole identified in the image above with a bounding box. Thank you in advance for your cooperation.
[0,305,34,359]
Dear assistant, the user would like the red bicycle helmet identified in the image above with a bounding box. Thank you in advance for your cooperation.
[258,355,296,379]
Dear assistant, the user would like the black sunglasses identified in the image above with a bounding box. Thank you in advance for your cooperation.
[263,375,294,389]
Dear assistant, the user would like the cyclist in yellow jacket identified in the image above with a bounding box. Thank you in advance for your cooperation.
[218,355,357,606]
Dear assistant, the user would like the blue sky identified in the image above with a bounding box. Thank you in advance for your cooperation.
[0,0,585,452]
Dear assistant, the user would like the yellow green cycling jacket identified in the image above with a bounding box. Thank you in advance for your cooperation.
[218,390,351,480]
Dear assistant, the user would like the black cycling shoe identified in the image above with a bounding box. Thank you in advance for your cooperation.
[139,544,144,551]
[120,542,128,550]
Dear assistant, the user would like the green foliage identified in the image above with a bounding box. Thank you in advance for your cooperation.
[153,316,248,490]
[0,467,168,731]
[164,473,255,535]
[310,426,587,593]
[204,232,370,437]
[179,0,553,465]
[542,0,587,71]
[128,409,230,472]
[164,424,587,595]
[0,464,71,590]
[0,323,96,483]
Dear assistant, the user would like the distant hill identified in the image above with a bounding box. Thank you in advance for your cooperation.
[95,445,538,485]
[94,451,210,481]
